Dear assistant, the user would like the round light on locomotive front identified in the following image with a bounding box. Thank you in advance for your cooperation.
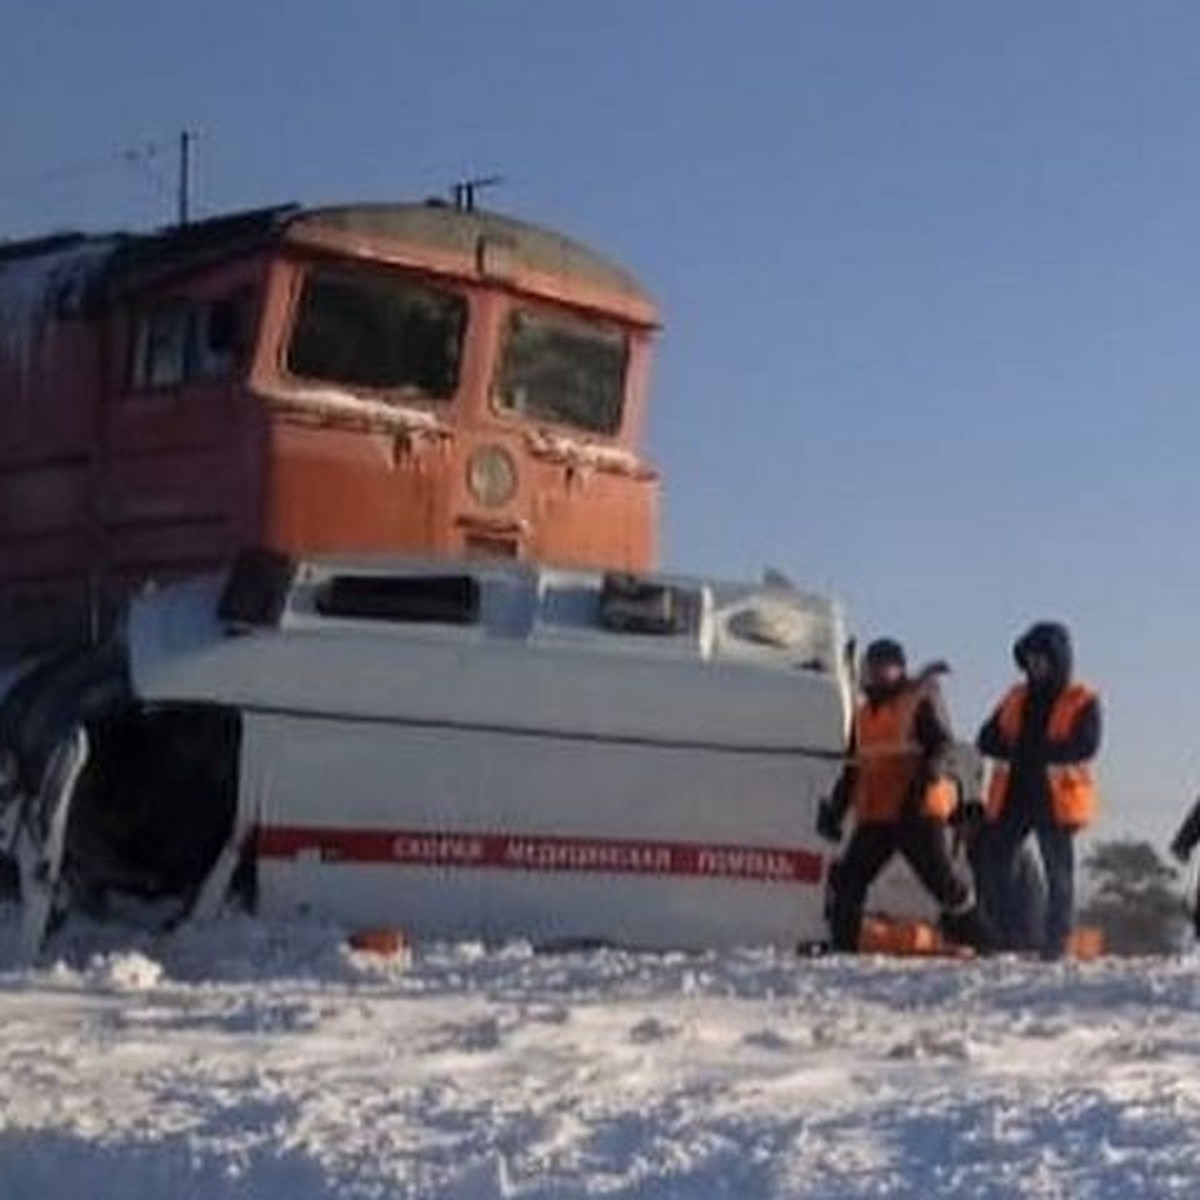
[467,445,517,507]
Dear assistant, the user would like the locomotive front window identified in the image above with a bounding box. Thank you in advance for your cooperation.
[287,267,465,398]
[496,309,627,435]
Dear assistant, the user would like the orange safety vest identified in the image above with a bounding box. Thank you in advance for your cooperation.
[852,684,957,824]
[983,683,1098,828]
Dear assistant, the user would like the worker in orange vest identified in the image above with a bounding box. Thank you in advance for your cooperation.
[818,638,994,953]
[977,621,1101,958]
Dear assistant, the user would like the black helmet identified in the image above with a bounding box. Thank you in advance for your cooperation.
[864,638,906,671]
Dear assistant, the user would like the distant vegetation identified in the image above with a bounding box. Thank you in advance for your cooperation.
[1078,838,1192,955]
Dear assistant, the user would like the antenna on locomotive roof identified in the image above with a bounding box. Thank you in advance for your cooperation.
[177,129,196,226]
[450,175,504,213]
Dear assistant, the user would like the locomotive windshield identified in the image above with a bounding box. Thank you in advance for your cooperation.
[287,266,465,398]
[495,308,628,435]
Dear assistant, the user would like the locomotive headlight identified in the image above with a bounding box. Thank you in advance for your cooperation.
[467,445,517,507]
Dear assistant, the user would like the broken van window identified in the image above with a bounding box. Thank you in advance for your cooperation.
[598,574,699,636]
[496,308,627,435]
[287,266,465,398]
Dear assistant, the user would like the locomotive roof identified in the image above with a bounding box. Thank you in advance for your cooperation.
[287,204,653,308]
[0,201,657,327]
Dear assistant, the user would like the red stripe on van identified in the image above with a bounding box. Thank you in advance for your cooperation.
[254,826,824,885]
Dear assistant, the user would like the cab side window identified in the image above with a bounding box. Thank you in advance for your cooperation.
[132,302,190,389]
[130,292,248,390]
[194,297,243,380]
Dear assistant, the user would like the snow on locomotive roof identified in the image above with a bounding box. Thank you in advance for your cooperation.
[0,236,120,372]
[0,206,294,350]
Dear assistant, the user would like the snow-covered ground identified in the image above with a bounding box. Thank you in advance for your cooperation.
[0,910,1197,1199]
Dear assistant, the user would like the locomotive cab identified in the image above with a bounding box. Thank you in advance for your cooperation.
[0,202,661,659]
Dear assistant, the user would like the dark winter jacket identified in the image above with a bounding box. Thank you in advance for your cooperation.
[976,623,1101,822]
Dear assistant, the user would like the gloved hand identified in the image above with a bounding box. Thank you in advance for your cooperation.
[816,797,844,843]
[958,797,985,829]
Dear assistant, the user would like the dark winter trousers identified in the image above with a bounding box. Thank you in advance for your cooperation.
[827,815,976,952]
[982,810,1074,956]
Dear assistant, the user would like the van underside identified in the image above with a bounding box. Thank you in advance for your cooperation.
[62,704,242,918]
[0,650,245,941]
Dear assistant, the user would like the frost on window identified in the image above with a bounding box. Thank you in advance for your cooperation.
[286,267,465,399]
[496,309,627,436]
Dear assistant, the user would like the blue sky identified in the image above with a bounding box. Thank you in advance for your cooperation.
[3,1,1199,844]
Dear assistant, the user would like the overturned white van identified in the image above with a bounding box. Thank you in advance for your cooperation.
[0,552,862,957]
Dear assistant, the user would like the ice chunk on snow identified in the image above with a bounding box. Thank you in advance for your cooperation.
[84,950,164,992]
